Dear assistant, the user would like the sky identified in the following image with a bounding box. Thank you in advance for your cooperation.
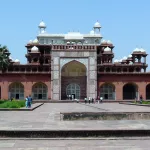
[0,0,150,69]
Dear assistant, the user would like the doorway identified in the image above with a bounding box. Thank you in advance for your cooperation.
[66,83,80,99]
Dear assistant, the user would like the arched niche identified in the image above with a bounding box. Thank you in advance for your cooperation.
[123,83,138,100]
[9,82,24,99]
[32,82,48,100]
[99,83,115,100]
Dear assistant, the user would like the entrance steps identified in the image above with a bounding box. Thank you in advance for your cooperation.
[0,129,150,138]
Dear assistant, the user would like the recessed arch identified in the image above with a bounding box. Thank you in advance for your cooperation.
[32,82,48,100]
[61,60,87,77]
[146,84,150,100]
[123,83,138,100]
[105,68,110,72]
[100,83,115,100]
[61,60,87,100]
[9,82,24,99]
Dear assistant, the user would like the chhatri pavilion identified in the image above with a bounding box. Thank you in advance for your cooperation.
[0,21,150,101]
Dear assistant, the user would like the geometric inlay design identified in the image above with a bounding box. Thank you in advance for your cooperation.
[54,57,59,65]
[53,65,59,71]
[53,93,59,100]
[90,71,95,79]
[90,85,95,93]
[90,65,95,70]
[53,85,59,93]
[84,52,89,57]
[90,57,95,65]
[53,71,59,79]
[60,52,65,57]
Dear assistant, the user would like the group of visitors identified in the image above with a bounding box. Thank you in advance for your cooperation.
[84,96,103,104]
[25,95,32,108]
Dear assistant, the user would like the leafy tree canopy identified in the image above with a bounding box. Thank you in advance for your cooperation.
[0,44,11,71]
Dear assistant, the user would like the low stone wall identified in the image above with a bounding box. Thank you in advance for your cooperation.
[61,112,150,120]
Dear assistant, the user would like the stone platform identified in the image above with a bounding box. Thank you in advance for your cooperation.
[0,103,150,138]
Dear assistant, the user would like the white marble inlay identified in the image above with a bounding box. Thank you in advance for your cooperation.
[90,57,95,65]
[84,52,89,57]
[53,71,59,79]
[90,71,95,79]
[53,85,59,93]
[54,57,59,65]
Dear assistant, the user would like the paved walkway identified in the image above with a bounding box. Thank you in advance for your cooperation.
[0,103,150,130]
[0,139,150,150]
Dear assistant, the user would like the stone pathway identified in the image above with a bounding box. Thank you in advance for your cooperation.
[0,139,150,150]
[0,103,150,130]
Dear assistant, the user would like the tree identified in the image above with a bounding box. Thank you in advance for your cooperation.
[0,44,10,71]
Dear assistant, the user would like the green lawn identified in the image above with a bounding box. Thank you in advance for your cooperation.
[134,101,150,105]
[0,100,25,108]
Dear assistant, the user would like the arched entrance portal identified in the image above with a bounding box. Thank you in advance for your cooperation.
[9,82,24,99]
[146,84,150,99]
[100,83,115,100]
[61,60,87,100]
[32,82,48,100]
[123,83,138,100]
[66,83,80,99]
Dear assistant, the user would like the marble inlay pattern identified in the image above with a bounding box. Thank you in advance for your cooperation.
[53,71,59,79]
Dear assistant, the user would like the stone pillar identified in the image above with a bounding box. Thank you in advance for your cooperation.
[51,55,60,100]
[115,82,124,100]
[1,81,9,99]
[24,82,32,97]
[89,54,97,99]
[138,82,146,100]
[45,82,51,99]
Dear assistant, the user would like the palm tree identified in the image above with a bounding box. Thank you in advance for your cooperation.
[0,44,10,71]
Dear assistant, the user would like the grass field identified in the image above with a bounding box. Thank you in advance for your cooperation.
[0,100,25,108]
[134,101,150,105]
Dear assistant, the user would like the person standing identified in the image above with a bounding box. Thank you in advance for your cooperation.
[28,95,32,108]
[89,97,91,104]
[140,95,143,104]
[100,96,103,103]
[25,96,29,108]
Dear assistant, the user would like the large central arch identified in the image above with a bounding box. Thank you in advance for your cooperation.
[123,83,138,100]
[61,60,87,100]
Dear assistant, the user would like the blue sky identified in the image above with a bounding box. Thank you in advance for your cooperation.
[0,0,150,70]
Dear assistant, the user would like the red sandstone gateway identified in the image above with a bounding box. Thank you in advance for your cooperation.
[0,21,149,101]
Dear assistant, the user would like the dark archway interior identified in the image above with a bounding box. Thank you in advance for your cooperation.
[123,84,137,100]
[146,84,150,99]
